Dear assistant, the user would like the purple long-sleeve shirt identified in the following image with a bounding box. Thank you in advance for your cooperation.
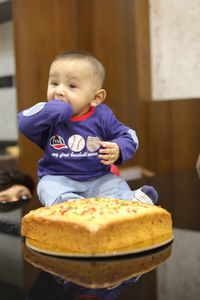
[18,99,138,180]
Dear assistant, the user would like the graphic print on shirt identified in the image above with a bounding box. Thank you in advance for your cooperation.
[22,102,46,116]
[86,136,101,152]
[68,134,85,152]
[50,135,68,150]
[50,134,101,159]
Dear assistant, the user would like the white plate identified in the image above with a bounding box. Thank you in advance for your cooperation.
[26,236,174,258]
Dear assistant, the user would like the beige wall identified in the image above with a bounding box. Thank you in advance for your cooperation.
[149,0,200,100]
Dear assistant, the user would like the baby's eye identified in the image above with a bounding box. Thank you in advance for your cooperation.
[50,81,58,86]
[69,84,77,89]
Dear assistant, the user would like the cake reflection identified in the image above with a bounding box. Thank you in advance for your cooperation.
[23,241,172,289]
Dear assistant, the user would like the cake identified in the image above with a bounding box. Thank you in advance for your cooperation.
[23,242,172,288]
[21,198,173,256]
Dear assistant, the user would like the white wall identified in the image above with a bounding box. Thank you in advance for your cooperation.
[149,0,200,100]
[0,20,18,141]
[0,20,15,76]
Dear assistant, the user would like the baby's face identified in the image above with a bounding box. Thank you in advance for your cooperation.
[47,58,99,115]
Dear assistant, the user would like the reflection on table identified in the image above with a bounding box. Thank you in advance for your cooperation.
[23,241,172,289]
[24,242,172,300]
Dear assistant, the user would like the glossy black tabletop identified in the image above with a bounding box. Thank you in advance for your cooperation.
[0,168,200,300]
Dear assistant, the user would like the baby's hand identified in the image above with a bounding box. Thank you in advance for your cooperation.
[98,141,120,165]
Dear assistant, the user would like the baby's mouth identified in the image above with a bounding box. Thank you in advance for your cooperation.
[55,98,68,103]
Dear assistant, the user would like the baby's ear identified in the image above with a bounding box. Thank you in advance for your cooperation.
[91,89,106,107]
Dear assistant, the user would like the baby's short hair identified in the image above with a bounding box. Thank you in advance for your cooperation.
[53,50,105,88]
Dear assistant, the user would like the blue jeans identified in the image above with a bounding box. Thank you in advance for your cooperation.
[37,173,137,206]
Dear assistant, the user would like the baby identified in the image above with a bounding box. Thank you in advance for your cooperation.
[18,50,157,206]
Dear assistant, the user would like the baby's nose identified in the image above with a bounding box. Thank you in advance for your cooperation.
[55,85,65,96]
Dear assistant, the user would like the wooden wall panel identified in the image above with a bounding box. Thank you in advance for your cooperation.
[88,0,151,168]
[171,100,200,171]
[13,0,78,101]
[13,0,200,182]
[133,0,152,167]
[147,99,200,173]
[147,101,173,173]
[77,0,140,129]
[13,0,143,181]
[13,0,79,181]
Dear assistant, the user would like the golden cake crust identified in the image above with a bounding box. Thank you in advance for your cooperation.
[21,198,173,256]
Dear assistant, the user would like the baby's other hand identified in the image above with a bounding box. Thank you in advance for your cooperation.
[98,141,120,165]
